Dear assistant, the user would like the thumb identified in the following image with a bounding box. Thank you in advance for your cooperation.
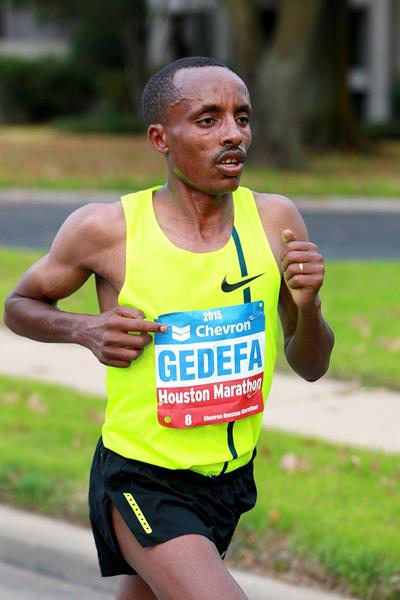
[282,229,296,244]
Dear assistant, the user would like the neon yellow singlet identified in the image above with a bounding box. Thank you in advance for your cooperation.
[102,186,281,475]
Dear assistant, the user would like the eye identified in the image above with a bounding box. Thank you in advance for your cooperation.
[196,117,215,127]
[236,115,250,126]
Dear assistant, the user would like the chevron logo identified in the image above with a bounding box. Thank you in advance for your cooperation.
[171,324,191,342]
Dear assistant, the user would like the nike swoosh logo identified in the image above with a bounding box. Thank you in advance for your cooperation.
[221,273,264,293]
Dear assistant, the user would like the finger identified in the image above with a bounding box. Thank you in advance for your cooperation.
[282,229,296,244]
[103,347,144,362]
[99,357,131,369]
[99,357,131,368]
[115,305,146,319]
[113,317,167,333]
[104,332,152,348]
[281,241,317,253]
[279,242,318,263]
[281,251,323,272]
[285,273,324,289]
[284,262,324,282]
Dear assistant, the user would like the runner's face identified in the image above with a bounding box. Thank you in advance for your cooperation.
[164,67,252,195]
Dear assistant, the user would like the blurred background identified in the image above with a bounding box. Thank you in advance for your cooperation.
[0,0,400,158]
[0,1,399,600]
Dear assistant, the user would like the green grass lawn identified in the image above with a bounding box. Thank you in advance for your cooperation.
[318,262,400,389]
[0,247,98,316]
[1,247,399,390]
[1,126,400,197]
[0,374,399,599]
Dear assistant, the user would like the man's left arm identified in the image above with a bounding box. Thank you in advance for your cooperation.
[278,216,334,382]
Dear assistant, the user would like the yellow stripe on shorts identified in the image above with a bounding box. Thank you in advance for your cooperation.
[123,492,153,534]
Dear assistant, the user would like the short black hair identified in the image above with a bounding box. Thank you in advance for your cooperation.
[142,56,228,127]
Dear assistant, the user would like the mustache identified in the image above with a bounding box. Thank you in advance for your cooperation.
[213,147,247,163]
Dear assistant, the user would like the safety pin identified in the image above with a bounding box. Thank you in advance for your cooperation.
[249,311,263,321]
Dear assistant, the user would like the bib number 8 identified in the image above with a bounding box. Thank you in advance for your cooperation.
[185,414,192,426]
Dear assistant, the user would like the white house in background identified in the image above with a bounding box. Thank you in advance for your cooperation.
[0,0,68,57]
[0,0,399,123]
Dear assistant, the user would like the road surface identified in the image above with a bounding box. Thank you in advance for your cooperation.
[0,199,399,258]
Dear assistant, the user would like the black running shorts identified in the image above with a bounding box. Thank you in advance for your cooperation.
[88,437,257,577]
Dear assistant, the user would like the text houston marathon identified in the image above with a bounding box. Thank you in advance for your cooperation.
[158,375,263,405]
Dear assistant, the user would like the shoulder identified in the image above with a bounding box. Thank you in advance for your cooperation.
[50,201,125,267]
[252,191,308,241]
[63,201,123,239]
[56,201,124,246]
[253,191,299,220]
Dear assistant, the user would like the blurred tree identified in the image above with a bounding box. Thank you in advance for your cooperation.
[223,0,264,94]
[226,0,363,168]
[303,0,361,150]
[10,0,149,117]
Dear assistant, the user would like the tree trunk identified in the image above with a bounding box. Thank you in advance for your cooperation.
[253,0,323,168]
[122,1,149,118]
[224,0,264,95]
[303,0,364,149]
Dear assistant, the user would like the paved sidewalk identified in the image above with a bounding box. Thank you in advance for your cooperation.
[0,504,357,600]
[0,328,395,599]
[1,328,399,452]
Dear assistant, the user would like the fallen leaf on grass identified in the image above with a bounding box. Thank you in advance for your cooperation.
[350,454,362,469]
[349,315,371,338]
[27,394,47,415]
[85,408,103,424]
[238,548,256,569]
[268,509,281,527]
[71,434,82,450]
[280,453,310,473]
[378,337,400,352]
[370,461,380,473]
[244,531,257,546]
[2,391,19,405]
[261,446,272,458]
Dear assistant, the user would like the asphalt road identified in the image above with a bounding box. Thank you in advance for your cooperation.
[0,201,399,258]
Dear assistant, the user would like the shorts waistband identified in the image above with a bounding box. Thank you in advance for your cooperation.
[99,438,255,484]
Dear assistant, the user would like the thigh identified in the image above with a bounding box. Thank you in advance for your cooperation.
[116,574,157,600]
[111,504,248,600]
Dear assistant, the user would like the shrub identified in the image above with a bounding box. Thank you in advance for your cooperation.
[365,121,400,139]
[0,55,96,123]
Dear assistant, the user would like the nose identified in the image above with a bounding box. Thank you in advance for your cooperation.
[220,116,243,146]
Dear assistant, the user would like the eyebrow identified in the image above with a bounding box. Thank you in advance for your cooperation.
[190,103,252,118]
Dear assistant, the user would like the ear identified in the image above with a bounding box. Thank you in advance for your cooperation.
[147,124,169,155]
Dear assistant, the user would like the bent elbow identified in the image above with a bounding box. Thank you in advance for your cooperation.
[3,292,25,333]
[303,371,325,383]
[3,294,16,330]
[302,359,331,382]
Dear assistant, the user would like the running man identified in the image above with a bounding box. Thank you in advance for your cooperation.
[4,57,334,600]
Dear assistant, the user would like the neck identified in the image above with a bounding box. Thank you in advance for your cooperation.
[153,178,236,252]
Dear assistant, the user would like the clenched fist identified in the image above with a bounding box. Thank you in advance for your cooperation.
[81,305,167,368]
[280,229,325,310]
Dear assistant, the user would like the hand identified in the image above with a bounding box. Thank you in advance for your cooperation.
[81,305,167,368]
[280,229,325,310]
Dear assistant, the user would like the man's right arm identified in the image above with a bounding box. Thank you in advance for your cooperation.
[4,204,166,368]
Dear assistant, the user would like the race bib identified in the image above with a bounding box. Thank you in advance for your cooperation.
[155,301,265,428]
